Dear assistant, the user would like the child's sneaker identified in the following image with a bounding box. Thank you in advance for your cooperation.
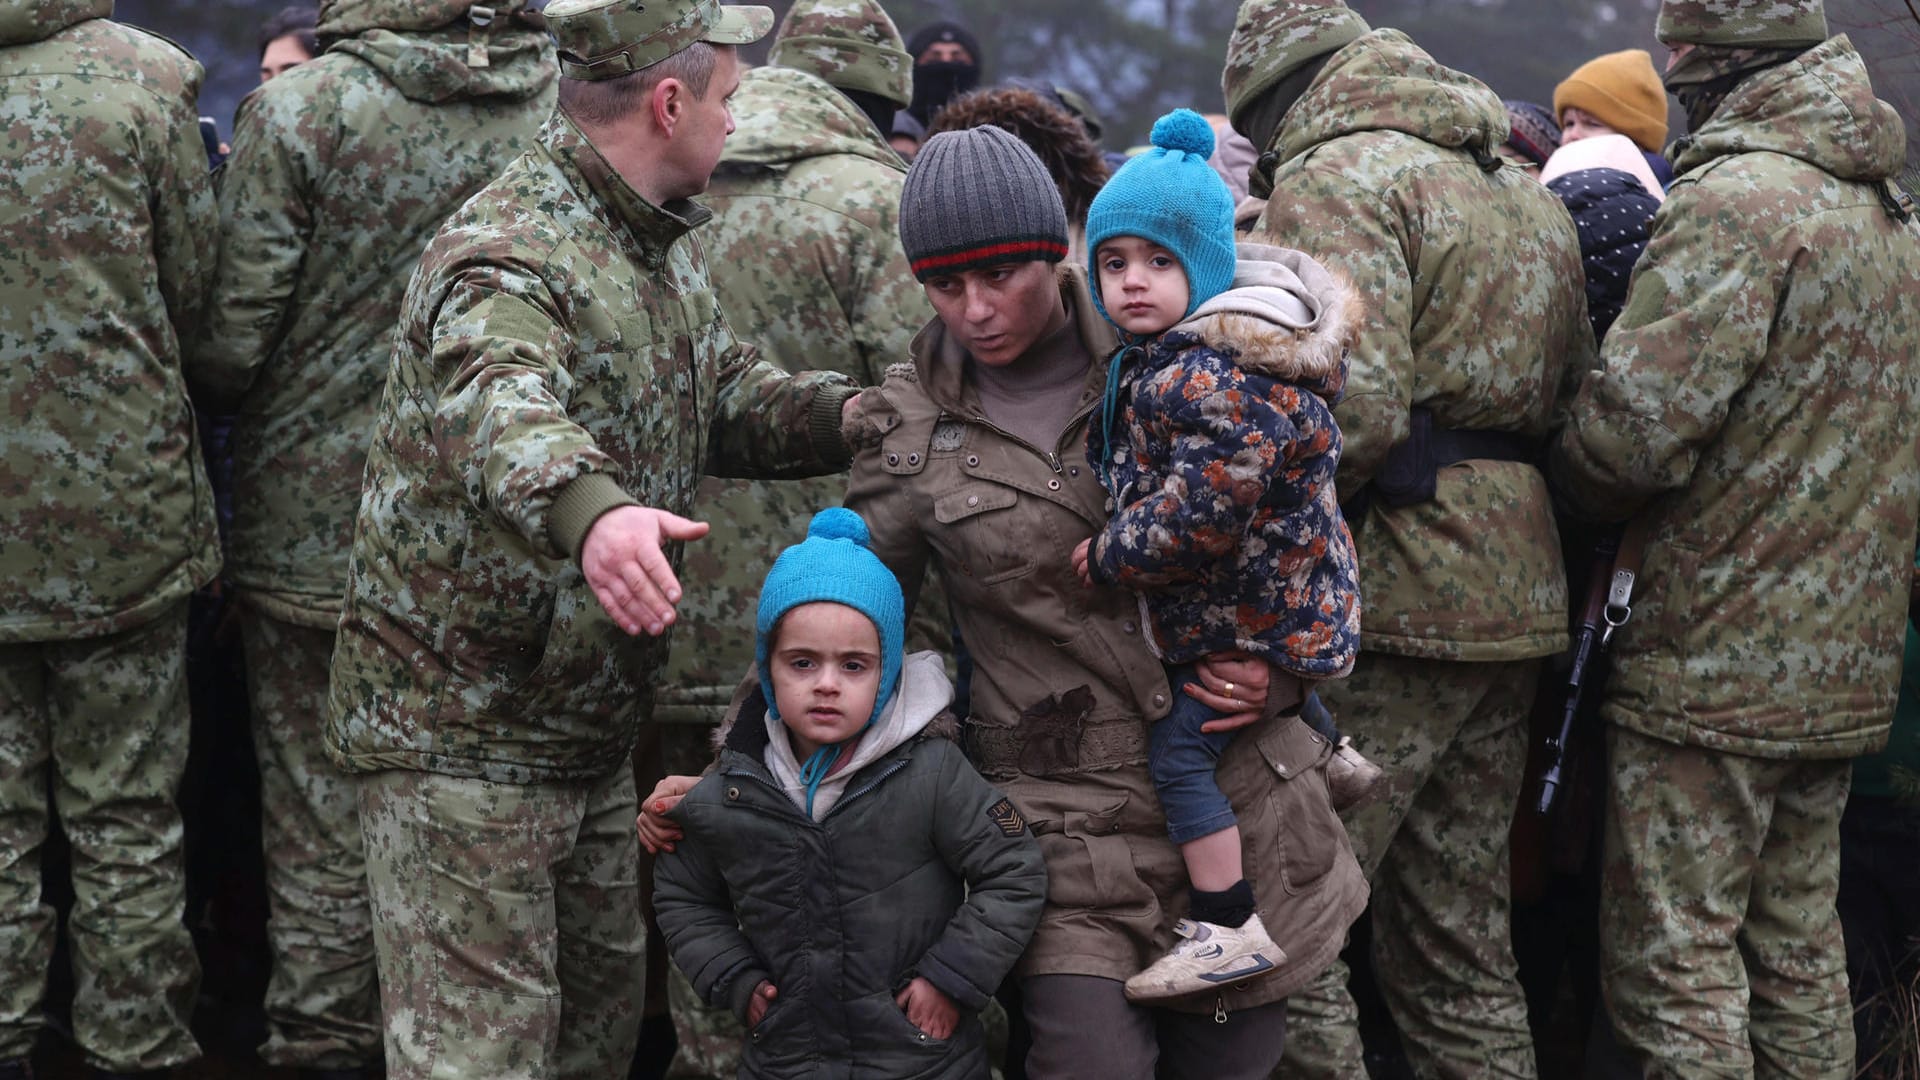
[1123,914,1285,1002]
[1327,736,1383,812]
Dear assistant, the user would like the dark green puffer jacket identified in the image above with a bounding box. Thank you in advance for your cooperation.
[653,679,1046,1079]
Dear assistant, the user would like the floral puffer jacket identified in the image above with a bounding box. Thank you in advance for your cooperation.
[1088,245,1363,679]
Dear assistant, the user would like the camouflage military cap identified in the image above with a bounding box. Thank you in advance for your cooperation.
[546,0,774,81]
[768,0,912,109]
[1655,0,1828,48]
[1222,0,1371,131]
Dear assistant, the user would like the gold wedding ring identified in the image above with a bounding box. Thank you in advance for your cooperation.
[1223,681,1235,701]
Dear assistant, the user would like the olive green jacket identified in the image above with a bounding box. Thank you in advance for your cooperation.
[1552,37,1920,759]
[326,114,858,784]
[1252,29,1594,662]
[656,64,942,725]
[192,0,556,626]
[0,0,220,642]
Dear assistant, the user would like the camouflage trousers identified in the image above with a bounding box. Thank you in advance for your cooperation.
[0,602,201,1071]
[360,764,644,1079]
[1601,725,1854,1080]
[1281,653,1539,1080]
[236,606,381,1068]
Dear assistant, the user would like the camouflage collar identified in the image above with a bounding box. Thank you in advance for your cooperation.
[546,113,711,265]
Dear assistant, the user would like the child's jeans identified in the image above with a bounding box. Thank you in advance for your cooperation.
[1151,664,1340,845]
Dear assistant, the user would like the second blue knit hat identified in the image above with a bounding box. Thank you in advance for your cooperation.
[755,507,906,732]
[1086,109,1238,326]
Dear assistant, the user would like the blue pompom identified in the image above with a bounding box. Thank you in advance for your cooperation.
[1151,108,1215,160]
[807,507,870,545]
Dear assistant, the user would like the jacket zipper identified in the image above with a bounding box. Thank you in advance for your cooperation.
[829,756,911,816]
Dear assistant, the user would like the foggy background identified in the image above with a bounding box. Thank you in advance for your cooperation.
[121,0,1918,186]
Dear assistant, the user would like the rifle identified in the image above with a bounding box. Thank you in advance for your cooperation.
[1534,528,1633,817]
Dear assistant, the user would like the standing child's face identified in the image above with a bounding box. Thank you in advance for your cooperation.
[1096,236,1191,337]
[769,602,883,759]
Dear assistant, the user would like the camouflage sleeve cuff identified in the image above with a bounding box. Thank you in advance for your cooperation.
[549,473,640,564]
[810,383,861,468]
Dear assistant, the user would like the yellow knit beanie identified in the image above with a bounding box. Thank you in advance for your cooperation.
[1553,49,1668,153]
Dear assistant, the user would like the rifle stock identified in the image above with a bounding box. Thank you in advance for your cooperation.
[1535,530,1621,817]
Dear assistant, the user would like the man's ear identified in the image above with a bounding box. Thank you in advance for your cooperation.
[650,77,684,136]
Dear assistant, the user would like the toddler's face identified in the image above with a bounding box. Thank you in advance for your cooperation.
[1559,106,1618,145]
[769,602,882,758]
[1096,236,1190,337]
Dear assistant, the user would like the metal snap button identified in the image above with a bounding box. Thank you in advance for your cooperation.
[1069,467,1079,476]
[907,452,920,466]
[886,453,899,466]
[1047,479,1061,491]
[1153,693,1166,707]
[966,455,979,467]
[726,786,740,800]
[966,495,980,507]
[1123,621,1137,633]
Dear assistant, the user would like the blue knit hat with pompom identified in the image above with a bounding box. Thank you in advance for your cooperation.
[1085,109,1238,325]
[755,509,906,808]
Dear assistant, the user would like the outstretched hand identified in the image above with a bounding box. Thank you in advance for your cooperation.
[581,506,709,636]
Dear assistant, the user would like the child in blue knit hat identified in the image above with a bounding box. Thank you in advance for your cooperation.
[652,508,1045,1077]
[1070,108,1378,1001]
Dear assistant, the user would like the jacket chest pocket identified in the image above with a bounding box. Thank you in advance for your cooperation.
[574,315,702,508]
[932,486,1034,585]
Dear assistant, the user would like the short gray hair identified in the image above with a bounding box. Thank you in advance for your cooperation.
[559,42,721,127]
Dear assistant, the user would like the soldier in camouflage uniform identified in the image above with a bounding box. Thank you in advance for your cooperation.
[190,2,556,1072]
[1547,1,1920,1075]
[0,1,218,1074]
[1221,2,1594,1076]
[648,7,937,1070]
[323,0,862,1073]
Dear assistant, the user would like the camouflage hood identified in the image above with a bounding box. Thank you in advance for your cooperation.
[318,0,553,104]
[718,64,902,171]
[1272,28,1507,167]
[0,0,111,46]
[1671,35,1905,185]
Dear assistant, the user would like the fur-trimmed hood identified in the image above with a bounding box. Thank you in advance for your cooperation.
[1173,241,1360,403]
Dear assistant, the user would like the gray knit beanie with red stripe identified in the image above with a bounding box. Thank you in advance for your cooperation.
[899,123,1070,281]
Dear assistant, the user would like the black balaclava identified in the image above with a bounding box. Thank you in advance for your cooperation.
[905,21,982,125]
[1663,44,1805,135]
[1243,54,1332,199]
[840,87,901,145]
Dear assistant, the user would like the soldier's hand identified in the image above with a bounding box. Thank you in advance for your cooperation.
[581,507,710,636]
[747,981,778,1028]
[895,977,958,1040]
[1191,651,1269,732]
[635,773,698,854]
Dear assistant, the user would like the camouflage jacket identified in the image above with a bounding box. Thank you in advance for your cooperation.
[1252,29,1593,662]
[657,64,940,724]
[192,2,556,627]
[326,113,860,784]
[1550,36,1920,759]
[0,0,220,643]
[847,268,1368,1006]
